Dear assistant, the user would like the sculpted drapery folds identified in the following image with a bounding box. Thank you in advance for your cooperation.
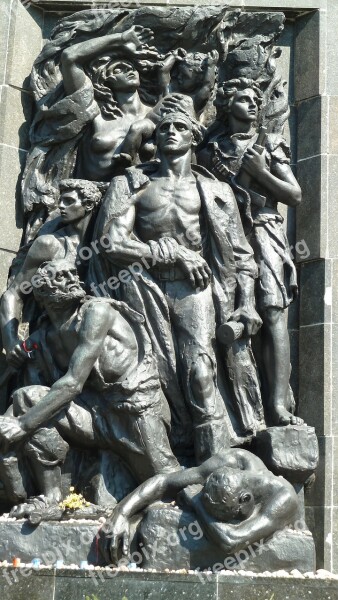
[0,6,317,571]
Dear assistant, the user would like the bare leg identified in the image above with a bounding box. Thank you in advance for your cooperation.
[261,307,303,426]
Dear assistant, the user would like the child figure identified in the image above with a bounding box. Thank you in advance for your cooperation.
[117,49,219,164]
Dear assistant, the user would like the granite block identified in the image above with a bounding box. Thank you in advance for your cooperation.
[0,521,103,566]
[328,155,338,259]
[332,507,338,575]
[0,85,34,151]
[5,0,43,91]
[296,155,327,263]
[299,259,330,327]
[305,435,331,508]
[331,325,338,435]
[332,259,338,325]
[295,11,320,102]
[0,1,12,86]
[329,97,338,155]
[0,569,55,600]
[218,576,338,599]
[0,145,25,252]
[54,571,218,600]
[304,505,331,569]
[331,436,338,503]
[298,324,331,435]
[297,96,326,161]
[326,0,338,96]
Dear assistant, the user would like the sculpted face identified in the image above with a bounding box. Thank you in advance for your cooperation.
[59,190,87,224]
[33,262,85,305]
[173,63,202,94]
[230,88,259,123]
[156,115,193,155]
[106,61,140,92]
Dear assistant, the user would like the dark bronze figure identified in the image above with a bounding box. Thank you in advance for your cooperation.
[0,6,317,572]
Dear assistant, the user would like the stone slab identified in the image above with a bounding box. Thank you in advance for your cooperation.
[0,570,338,600]
[5,0,43,91]
[138,504,315,573]
[0,520,103,566]
[32,0,326,9]
[0,569,55,600]
[0,144,26,252]
[0,1,12,87]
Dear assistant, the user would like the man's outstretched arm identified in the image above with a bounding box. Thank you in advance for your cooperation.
[107,454,229,561]
[0,302,113,453]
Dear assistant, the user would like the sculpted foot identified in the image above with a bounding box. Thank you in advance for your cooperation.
[269,405,304,427]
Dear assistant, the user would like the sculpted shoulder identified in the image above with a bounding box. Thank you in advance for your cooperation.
[27,234,66,264]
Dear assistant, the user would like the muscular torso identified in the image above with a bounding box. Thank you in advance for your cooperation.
[135,175,203,250]
[46,306,139,386]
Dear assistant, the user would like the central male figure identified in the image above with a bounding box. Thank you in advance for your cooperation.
[91,107,262,462]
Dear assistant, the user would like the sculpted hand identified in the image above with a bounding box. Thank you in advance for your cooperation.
[230,306,262,336]
[212,157,229,180]
[241,147,267,180]
[207,50,219,65]
[107,511,131,564]
[122,26,157,60]
[177,247,211,290]
[0,416,26,452]
[7,342,29,369]
[159,93,187,115]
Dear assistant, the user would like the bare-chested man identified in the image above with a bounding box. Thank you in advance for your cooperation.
[106,447,299,561]
[0,179,101,367]
[91,108,262,462]
[0,260,179,511]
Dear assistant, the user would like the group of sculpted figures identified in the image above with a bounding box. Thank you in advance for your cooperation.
[0,9,312,567]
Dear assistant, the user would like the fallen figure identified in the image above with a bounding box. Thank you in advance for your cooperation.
[105,447,300,562]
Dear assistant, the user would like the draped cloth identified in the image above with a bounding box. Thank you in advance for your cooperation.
[89,163,265,442]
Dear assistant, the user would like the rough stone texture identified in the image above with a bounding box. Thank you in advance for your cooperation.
[0,86,33,151]
[138,504,315,573]
[0,145,26,249]
[0,0,43,295]
[0,1,12,87]
[1,569,55,600]
[296,155,326,263]
[0,520,104,566]
[5,0,43,91]
[252,426,319,483]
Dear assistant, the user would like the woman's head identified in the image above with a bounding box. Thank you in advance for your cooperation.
[90,57,140,118]
[215,78,263,125]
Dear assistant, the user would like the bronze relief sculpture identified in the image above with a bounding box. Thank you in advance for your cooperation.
[0,6,318,572]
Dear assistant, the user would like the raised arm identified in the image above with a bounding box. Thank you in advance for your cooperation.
[61,26,154,95]
[0,235,59,362]
[192,50,218,117]
[18,302,113,435]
